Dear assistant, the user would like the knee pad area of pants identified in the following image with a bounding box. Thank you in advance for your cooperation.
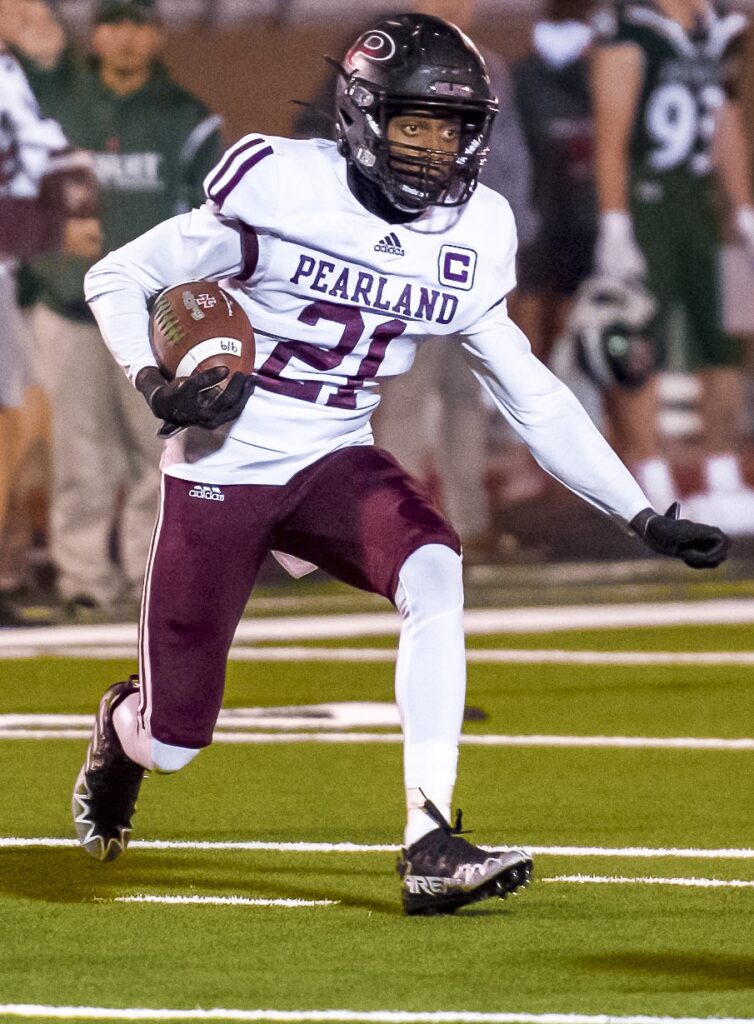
[396,543,464,624]
[151,739,201,774]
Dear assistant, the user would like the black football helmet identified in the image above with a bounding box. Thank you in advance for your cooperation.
[334,14,498,212]
[568,276,657,392]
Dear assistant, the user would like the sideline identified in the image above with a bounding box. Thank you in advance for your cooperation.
[1,719,752,750]
[3,597,754,653]
[0,1006,752,1023]
[2,645,754,664]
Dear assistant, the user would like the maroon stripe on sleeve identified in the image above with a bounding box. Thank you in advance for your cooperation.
[237,223,259,281]
[205,136,265,200]
[213,146,274,208]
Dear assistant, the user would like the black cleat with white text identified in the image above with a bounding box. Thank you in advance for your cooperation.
[72,676,145,862]
[397,799,533,915]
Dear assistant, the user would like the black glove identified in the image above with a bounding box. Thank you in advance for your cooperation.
[136,366,255,437]
[630,502,730,569]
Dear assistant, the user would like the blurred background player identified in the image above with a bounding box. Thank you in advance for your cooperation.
[512,0,597,363]
[501,0,599,506]
[591,0,754,531]
[294,0,538,560]
[14,0,223,614]
[0,0,101,625]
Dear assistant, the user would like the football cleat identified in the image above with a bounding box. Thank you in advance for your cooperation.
[72,676,145,862]
[397,798,533,916]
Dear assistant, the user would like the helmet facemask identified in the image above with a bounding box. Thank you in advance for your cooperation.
[340,81,495,211]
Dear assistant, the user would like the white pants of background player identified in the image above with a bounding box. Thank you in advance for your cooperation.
[31,304,162,607]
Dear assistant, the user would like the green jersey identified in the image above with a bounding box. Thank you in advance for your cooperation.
[597,1,747,182]
[20,52,223,320]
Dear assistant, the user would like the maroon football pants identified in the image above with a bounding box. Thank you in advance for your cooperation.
[139,445,460,748]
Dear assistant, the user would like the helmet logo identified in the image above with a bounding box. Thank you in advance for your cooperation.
[352,30,396,63]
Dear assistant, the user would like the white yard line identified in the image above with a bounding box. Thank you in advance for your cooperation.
[2,837,754,858]
[3,645,754,664]
[3,597,754,654]
[541,874,754,888]
[2,726,752,750]
[115,895,338,907]
[0,1007,753,1023]
[115,879,754,906]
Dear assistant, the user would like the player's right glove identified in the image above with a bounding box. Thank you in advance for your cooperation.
[630,502,730,569]
[136,365,254,437]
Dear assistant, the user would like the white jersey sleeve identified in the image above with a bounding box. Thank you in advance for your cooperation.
[459,298,649,523]
[86,133,281,384]
[85,206,247,383]
[202,132,280,228]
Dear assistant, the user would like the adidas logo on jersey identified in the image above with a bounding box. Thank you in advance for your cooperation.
[374,232,405,256]
[188,485,225,501]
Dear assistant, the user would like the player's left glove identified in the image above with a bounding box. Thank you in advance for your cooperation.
[630,502,730,569]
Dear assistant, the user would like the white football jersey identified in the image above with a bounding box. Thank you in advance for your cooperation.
[0,48,68,200]
[86,134,649,521]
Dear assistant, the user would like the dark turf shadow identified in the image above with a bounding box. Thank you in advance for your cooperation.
[0,848,527,917]
[580,952,754,990]
[0,848,398,913]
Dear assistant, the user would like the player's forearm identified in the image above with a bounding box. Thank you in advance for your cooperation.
[461,324,649,522]
[590,45,643,213]
[511,389,650,522]
[714,101,753,209]
[594,145,630,213]
[86,262,157,385]
[86,207,245,383]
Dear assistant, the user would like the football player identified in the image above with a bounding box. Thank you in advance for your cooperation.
[0,0,101,625]
[76,14,729,915]
[591,0,754,527]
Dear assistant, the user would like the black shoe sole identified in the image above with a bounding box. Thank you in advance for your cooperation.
[402,855,533,916]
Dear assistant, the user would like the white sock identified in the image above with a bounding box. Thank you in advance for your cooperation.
[405,787,453,847]
[394,544,466,848]
[112,692,199,773]
[704,452,744,493]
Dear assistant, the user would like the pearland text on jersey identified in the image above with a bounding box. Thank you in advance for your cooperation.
[291,254,459,325]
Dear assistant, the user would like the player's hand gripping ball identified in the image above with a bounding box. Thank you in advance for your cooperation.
[146,281,256,435]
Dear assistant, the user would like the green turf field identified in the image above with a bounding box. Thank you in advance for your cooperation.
[1,619,753,1023]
